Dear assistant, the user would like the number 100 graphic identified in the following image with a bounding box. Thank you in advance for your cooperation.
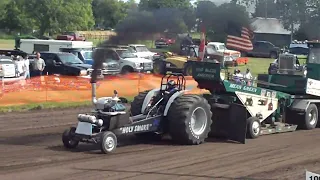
[306,170,320,180]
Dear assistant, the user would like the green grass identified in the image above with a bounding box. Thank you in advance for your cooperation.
[0,32,201,50]
[0,97,134,113]
[0,39,15,49]
[0,38,154,49]
[0,101,92,113]
[228,58,274,77]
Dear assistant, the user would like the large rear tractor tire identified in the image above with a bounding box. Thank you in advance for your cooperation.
[130,90,151,116]
[130,90,161,140]
[167,94,212,145]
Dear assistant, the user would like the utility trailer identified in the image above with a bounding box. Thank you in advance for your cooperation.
[191,41,320,143]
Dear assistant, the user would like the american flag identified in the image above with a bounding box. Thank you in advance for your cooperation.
[226,27,254,52]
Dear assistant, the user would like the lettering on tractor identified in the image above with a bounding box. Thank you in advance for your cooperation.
[193,67,217,79]
[229,84,258,93]
[120,124,152,134]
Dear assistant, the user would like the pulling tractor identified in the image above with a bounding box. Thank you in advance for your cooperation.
[192,40,320,142]
[61,41,320,154]
[62,47,214,154]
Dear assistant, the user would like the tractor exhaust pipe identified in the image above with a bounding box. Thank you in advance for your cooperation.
[91,83,97,105]
[91,47,106,105]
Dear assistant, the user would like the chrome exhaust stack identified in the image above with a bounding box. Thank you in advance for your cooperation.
[91,47,106,106]
[91,83,97,105]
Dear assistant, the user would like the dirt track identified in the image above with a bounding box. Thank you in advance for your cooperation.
[0,107,320,180]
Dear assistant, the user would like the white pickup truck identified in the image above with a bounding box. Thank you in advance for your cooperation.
[206,42,242,64]
[128,44,157,60]
[105,47,153,74]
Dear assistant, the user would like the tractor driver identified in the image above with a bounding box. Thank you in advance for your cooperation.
[163,80,179,104]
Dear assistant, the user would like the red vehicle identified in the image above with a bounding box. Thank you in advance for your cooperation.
[56,32,86,41]
[155,37,176,48]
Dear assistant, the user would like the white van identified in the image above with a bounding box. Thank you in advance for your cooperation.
[18,39,93,54]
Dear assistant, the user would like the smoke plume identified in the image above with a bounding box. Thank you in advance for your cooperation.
[101,8,187,45]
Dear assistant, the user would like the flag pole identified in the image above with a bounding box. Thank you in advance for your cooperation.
[198,21,206,61]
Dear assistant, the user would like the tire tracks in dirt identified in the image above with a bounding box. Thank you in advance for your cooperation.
[1,108,320,180]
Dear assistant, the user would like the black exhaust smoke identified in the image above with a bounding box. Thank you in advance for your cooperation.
[91,8,189,82]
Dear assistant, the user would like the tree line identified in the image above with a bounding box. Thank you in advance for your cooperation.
[0,0,319,41]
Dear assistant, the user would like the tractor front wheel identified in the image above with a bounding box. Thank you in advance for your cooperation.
[100,131,117,154]
[167,95,212,145]
[62,127,79,149]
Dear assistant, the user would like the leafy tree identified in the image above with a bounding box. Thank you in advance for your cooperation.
[251,0,280,18]
[1,0,35,34]
[139,0,191,10]
[195,0,217,28]
[0,0,11,24]
[196,1,250,42]
[92,0,128,29]
[23,0,94,36]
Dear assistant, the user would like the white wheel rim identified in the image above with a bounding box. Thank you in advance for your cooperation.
[252,121,260,136]
[190,107,207,136]
[104,136,115,152]
[309,110,317,126]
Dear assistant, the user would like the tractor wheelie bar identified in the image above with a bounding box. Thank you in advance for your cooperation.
[62,47,212,154]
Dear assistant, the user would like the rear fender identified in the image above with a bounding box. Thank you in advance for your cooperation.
[163,90,187,116]
[141,88,160,114]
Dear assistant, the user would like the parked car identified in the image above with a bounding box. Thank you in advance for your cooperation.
[155,37,176,48]
[245,41,280,59]
[31,52,94,77]
[104,47,153,74]
[0,57,18,78]
[128,44,157,60]
[56,32,86,41]
[60,48,94,65]
[289,41,308,59]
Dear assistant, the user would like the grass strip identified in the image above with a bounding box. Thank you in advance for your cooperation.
[0,96,134,113]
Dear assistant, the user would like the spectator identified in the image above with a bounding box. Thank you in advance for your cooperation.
[244,68,253,86]
[15,56,24,77]
[32,52,46,77]
[22,54,30,79]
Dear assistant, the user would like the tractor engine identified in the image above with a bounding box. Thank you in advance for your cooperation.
[77,114,104,127]
[95,97,127,113]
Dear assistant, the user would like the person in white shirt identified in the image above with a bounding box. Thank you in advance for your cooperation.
[14,56,24,77]
[22,54,30,79]
[244,68,253,86]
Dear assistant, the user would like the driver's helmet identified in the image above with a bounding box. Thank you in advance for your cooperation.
[167,80,176,90]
